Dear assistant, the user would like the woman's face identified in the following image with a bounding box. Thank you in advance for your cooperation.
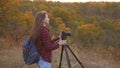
[44,14,50,24]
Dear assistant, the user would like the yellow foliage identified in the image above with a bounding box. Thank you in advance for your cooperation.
[38,4,48,11]
[54,17,71,33]
[77,24,103,38]
[58,24,71,32]
[19,11,34,27]
[54,17,63,26]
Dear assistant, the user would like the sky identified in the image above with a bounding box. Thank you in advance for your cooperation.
[46,0,120,2]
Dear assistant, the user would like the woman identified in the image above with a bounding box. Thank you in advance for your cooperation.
[30,11,66,68]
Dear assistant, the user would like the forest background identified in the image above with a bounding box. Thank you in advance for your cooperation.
[0,0,120,68]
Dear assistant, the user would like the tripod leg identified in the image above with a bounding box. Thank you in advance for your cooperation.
[64,45,71,68]
[58,46,64,68]
[66,45,85,68]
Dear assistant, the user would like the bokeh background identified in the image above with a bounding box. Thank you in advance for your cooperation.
[0,0,120,68]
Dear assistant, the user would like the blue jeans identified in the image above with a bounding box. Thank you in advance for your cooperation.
[37,56,51,68]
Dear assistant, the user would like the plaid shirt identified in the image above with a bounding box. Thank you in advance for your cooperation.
[36,26,59,62]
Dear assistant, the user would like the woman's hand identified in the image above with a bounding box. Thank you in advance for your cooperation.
[58,39,67,45]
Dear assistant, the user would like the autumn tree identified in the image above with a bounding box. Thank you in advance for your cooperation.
[0,0,20,38]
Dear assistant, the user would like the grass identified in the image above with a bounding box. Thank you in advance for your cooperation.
[0,46,36,68]
[0,38,120,68]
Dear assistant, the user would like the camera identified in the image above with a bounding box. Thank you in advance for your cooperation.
[61,30,71,40]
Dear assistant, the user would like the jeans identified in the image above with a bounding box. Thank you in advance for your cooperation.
[37,56,51,68]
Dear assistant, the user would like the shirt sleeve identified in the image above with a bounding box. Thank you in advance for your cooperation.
[51,37,59,43]
[42,28,59,51]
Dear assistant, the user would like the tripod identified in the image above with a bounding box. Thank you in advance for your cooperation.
[58,45,85,68]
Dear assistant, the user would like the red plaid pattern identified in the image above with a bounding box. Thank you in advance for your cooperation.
[36,26,59,62]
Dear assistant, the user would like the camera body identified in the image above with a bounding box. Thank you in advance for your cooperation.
[61,30,71,40]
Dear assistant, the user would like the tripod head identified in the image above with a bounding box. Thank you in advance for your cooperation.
[61,30,71,40]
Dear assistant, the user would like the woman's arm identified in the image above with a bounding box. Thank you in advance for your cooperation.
[42,28,59,51]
